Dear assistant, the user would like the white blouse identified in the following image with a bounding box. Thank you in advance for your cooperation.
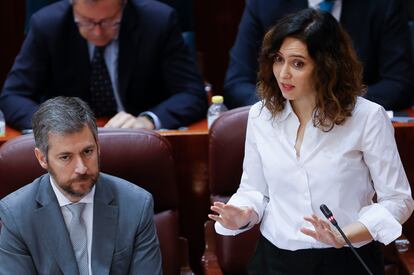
[215,97,414,250]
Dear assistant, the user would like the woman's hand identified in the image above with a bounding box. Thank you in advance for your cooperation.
[300,214,345,248]
[208,201,258,230]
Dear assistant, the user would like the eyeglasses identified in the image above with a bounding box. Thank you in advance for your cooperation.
[75,18,121,31]
[74,6,123,32]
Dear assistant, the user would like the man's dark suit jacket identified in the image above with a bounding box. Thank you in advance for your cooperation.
[0,173,162,274]
[0,0,207,130]
[224,0,414,110]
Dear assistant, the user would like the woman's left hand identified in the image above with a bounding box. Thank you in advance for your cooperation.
[300,214,345,248]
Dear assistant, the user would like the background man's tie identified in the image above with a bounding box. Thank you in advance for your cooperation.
[66,203,89,275]
[90,46,117,117]
[319,0,335,13]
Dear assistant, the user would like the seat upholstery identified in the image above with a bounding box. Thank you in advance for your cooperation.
[204,106,260,275]
[0,128,181,275]
[208,106,250,203]
[203,106,398,275]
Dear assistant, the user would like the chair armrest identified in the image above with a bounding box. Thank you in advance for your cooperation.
[396,235,414,274]
[201,220,224,275]
[179,237,195,275]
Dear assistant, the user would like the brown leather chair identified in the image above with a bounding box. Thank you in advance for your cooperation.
[395,218,414,274]
[392,125,414,274]
[0,128,191,275]
[392,192,414,275]
[202,106,399,275]
[203,106,260,275]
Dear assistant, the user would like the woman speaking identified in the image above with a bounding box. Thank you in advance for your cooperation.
[209,8,414,275]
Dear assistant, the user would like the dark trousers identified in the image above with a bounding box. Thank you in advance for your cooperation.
[247,235,384,275]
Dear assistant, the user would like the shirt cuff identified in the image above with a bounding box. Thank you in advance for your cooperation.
[214,221,253,236]
[139,111,162,129]
[358,203,402,245]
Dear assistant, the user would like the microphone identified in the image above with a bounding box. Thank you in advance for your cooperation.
[320,204,337,226]
[319,204,373,275]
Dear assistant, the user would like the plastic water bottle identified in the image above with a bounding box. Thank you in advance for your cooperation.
[207,95,228,128]
[0,109,5,137]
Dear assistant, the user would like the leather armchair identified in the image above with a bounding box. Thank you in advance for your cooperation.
[203,106,260,275]
[0,128,191,275]
[202,106,399,275]
[393,189,414,274]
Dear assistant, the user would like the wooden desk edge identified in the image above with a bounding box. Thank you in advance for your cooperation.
[4,119,413,144]
[159,130,208,137]
[1,119,209,145]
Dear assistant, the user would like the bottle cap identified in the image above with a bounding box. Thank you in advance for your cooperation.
[211,95,224,104]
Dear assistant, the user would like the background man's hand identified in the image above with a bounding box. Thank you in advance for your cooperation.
[105,111,155,130]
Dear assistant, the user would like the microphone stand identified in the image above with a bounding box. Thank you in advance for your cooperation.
[320,204,373,275]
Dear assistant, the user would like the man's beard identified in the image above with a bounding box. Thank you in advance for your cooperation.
[49,168,99,198]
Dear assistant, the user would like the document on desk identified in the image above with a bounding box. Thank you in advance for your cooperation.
[391,117,414,123]
[387,110,414,123]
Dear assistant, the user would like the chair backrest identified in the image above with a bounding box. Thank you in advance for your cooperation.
[208,106,260,274]
[209,106,250,203]
[0,128,180,275]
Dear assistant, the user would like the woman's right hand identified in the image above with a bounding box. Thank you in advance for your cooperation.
[208,201,258,230]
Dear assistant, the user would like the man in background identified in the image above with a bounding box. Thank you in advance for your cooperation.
[0,0,207,130]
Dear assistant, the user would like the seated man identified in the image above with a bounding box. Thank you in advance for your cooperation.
[224,0,414,110]
[0,96,162,274]
[0,0,207,130]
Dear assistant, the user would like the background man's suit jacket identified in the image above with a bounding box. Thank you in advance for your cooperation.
[0,173,162,275]
[224,0,414,110]
[0,0,207,130]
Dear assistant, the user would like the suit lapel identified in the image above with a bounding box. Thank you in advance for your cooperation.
[91,176,119,274]
[72,33,91,100]
[340,0,365,30]
[339,0,369,59]
[263,0,307,28]
[70,20,91,100]
[118,1,141,102]
[32,175,80,275]
[292,0,308,10]
[60,6,90,100]
[281,0,308,12]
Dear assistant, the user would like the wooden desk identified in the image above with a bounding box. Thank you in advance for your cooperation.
[160,120,209,274]
[0,125,20,145]
[159,119,208,136]
[0,120,208,143]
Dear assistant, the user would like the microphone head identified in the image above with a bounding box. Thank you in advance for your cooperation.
[320,204,338,226]
[320,204,333,219]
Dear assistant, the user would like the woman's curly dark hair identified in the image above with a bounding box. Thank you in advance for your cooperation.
[257,8,365,131]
